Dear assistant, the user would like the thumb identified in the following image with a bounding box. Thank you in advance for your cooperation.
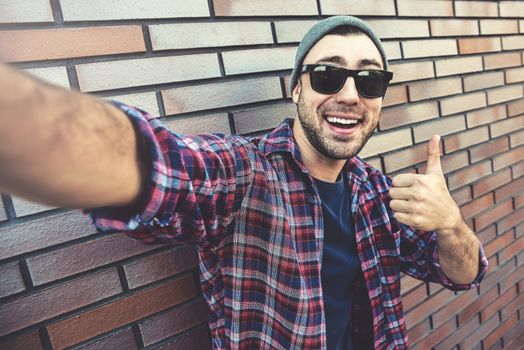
[425,135,443,176]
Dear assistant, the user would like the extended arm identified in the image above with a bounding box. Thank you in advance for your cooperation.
[0,65,145,208]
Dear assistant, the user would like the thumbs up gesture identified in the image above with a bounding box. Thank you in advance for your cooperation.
[389,135,462,234]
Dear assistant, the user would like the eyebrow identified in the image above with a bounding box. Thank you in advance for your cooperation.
[316,55,383,69]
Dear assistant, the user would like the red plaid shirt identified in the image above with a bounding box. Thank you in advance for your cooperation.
[88,103,488,350]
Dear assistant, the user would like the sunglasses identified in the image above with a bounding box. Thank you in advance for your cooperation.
[300,64,393,98]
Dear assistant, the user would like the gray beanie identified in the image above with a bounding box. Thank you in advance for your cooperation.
[289,15,388,95]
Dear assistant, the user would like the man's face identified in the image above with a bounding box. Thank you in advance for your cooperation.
[292,34,384,160]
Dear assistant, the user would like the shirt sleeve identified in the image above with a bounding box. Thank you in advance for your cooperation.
[84,102,255,250]
[383,177,489,291]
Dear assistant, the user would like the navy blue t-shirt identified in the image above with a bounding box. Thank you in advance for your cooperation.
[315,174,360,350]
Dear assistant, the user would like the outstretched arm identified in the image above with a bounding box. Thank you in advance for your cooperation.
[389,135,481,285]
[0,64,145,209]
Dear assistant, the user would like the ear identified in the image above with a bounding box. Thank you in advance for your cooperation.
[292,81,301,104]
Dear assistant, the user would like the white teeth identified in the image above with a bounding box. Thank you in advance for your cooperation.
[326,116,359,125]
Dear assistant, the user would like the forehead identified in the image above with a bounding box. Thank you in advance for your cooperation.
[303,34,383,69]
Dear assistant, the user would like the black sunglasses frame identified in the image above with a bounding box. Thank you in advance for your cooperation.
[300,64,393,98]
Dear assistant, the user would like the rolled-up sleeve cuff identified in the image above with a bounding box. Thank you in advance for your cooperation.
[84,101,168,234]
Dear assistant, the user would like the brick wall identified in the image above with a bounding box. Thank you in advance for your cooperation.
[0,1,523,349]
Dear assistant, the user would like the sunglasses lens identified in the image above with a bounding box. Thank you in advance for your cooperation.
[310,66,346,94]
[355,70,387,98]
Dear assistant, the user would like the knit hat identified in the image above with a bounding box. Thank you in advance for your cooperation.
[289,15,388,95]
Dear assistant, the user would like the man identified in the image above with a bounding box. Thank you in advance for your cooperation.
[0,16,487,349]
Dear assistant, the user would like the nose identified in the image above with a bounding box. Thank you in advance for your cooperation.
[334,77,360,105]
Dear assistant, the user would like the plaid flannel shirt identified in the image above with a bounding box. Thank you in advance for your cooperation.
[88,103,488,350]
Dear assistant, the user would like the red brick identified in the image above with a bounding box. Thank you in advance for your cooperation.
[474,200,513,231]
[477,225,497,246]
[430,19,479,37]
[513,161,524,178]
[139,299,208,346]
[469,137,510,163]
[407,318,430,345]
[152,326,211,350]
[451,186,472,206]
[440,91,487,116]
[0,268,122,337]
[397,0,453,17]
[0,261,25,298]
[481,20,520,35]
[27,234,160,286]
[484,229,514,258]
[383,85,408,107]
[504,320,524,349]
[472,168,512,197]
[413,116,467,144]
[0,211,93,260]
[484,52,522,70]
[464,71,505,92]
[505,66,524,84]
[47,274,197,349]
[436,314,480,349]
[458,37,502,55]
[507,99,524,117]
[483,313,519,350]
[493,146,524,171]
[432,288,476,328]
[443,126,490,153]
[494,176,524,202]
[440,150,469,174]
[405,288,455,327]
[435,56,483,77]
[499,263,524,295]
[413,317,456,349]
[213,0,318,16]
[400,274,425,295]
[78,327,137,350]
[379,101,438,130]
[124,246,198,289]
[460,311,500,350]
[382,143,426,173]
[491,115,524,138]
[455,1,498,17]
[498,207,524,234]
[408,77,462,102]
[447,160,492,191]
[0,331,43,350]
[461,193,495,220]
[390,61,434,83]
[0,27,145,62]
[458,286,498,324]
[478,258,514,294]
[466,105,507,128]
[501,287,524,320]
[402,282,428,312]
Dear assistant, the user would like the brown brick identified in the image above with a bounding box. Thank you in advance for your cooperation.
[502,35,524,50]
[498,235,524,265]
[11,197,54,217]
[458,37,501,55]
[367,19,429,39]
[515,192,524,209]
[447,159,492,191]
[27,234,160,286]
[513,161,524,178]
[320,0,396,16]
[461,193,495,220]
[484,52,522,70]
[0,268,122,337]
[397,0,453,17]
[481,20,520,35]
[495,176,524,203]
[383,41,402,60]
[78,327,137,350]
[109,92,160,117]
[507,99,524,117]
[464,71,505,92]
[0,261,25,298]
[47,274,197,349]
[484,229,514,258]
[455,1,499,17]
[408,77,462,102]
[152,326,211,350]
[430,19,479,37]
[438,150,469,175]
[124,246,198,289]
[213,0,318,16]
[274,20,318,43]
[223,47,296,75]
[413,116,467,144]
[440,92,487,116]
[140,299,207,346]
[466,105,507,128]
[511,129,524,148]
[0,211,93,260]
[506,67,524,84]
[505,321,524,349]
[435,56,483,77]
[390,61,434,83]
[383,85,408,107]
[484,313,519,350]
[500,1,524,17]
[162,77,282,115]
[444,126,490,153]
[0,27,145,63]
[402,39,457,59]
[498,207,524,233]
[400,274,425,295]
[407,318,431,345]
[472,168,512,197]
[383,143,426,173]
[459,286,498,324]
[359,128,412,158]
[415,319,457,349]
[379,101,439,130]
[1,0,52,23]
[402,282,428,312]
[451,186,472,206]
[469,137,510,163]
[164,114,231,135]
[233,102,296,134]
[474,200,513,231]
[487,85,523,105]
[493,146,524,171]
[150,22,273,50]
[491,115,524,138]
[0,331,43,350]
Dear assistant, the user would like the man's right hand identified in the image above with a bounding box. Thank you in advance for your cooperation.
[0,64,146,209]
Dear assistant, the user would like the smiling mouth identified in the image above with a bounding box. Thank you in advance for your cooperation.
[324,115,361,129]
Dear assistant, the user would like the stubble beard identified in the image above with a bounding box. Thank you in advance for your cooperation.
[296,94,378,160]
